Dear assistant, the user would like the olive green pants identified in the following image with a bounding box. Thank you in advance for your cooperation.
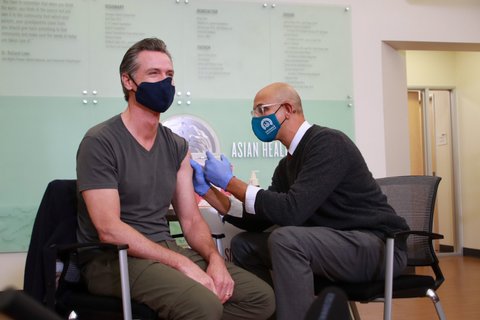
[82,241,275,320]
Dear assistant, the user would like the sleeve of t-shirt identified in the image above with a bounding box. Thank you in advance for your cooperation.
[165,129,188,170]
[76,135,118,192]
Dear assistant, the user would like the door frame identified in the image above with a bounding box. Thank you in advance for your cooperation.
[408,86,463,255]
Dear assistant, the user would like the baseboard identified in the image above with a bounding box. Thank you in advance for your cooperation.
[463,247,480,258]
[439,244,454,253]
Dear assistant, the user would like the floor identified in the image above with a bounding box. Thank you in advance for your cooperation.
[355,255,480,319]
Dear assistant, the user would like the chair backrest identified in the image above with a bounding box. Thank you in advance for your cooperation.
[24,179,78,306]
[376,175,441,267]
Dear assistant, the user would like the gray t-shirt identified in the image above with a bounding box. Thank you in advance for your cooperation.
[76,114,188,244]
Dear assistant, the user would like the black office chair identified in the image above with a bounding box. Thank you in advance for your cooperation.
[24,179,154,320]
[314,175,446,320]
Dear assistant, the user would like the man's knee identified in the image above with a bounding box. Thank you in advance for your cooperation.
[225,267,276,320]
[168,284,223,320]
[252,283,276,319]
[268,226,300,251]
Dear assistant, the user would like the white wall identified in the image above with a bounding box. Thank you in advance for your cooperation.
[407,51,457,87]
[2,0,480,290]
[0,253,26,290]
[456,52,480,250]
[381,45,410,176]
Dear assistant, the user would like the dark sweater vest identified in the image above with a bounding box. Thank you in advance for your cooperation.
[226,125,409,247]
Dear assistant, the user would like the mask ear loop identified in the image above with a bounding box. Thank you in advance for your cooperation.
[128,73,139,92]
[274,103,288,126]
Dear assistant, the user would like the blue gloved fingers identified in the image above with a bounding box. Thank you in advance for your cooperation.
[189,159,211,196]
[204,152,233,190]
[206,150,215,160]
[220,153,231,166]
[190,158,202,171]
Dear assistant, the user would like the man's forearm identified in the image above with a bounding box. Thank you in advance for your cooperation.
[225,176,248,202]
[105,220,190,269]
[203,187,231,215]
[181,215,222,261]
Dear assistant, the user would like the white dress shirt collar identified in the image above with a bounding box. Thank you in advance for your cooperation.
[288,121,312,156]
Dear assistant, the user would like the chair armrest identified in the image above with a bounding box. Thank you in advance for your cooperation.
[51,242,129,254]
[385,230,444,240]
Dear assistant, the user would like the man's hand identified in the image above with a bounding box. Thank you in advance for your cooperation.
[206,254,235,304]
[190,159,211,196]
[176,256,218,296]
[204,151,233,190]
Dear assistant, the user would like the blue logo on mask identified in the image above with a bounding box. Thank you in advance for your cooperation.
[251,113,281,142]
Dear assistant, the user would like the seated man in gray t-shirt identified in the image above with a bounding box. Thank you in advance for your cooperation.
[76,37,274,320]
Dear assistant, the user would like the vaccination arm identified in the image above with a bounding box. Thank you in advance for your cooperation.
[81,188,219,296]
[175,154,234,303]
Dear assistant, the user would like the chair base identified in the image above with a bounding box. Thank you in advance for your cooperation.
[315,276,445,320]
[342,290,446,320]
[426,289,446,320]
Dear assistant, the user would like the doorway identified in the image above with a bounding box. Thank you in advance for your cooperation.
[407,89,458,254]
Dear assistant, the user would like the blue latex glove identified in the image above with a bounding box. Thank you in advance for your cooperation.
[204,151,233,190]
[190,159,211,196]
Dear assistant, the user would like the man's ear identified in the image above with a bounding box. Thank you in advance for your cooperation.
[121,73,135,91]
[283,102,294,117]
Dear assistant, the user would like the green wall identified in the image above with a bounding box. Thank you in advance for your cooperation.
[0,0,353,252]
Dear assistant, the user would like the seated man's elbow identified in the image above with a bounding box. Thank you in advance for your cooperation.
[96,225,119,244]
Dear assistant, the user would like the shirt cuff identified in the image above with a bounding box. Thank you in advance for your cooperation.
[226,195,244,218]
[245,185,261,214]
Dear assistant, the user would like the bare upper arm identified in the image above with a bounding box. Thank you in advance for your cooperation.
[81,188,121,235]
[172,153,201,225]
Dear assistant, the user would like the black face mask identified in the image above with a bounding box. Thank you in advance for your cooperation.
[130,76,175,113]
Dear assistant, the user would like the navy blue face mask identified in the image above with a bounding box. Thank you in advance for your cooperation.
[130,75,175,113]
